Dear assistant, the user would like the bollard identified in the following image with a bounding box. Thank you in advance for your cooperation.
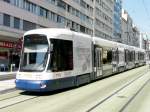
[10,64,15,72]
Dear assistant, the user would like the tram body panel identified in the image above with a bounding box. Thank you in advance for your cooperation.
[93,37,117,77]
[16,28,146,92]
[73,32,92,77]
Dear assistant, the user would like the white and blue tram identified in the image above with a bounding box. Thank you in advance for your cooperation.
[15,28,146,91]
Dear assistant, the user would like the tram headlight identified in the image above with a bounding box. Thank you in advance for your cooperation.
[40,83,47,89]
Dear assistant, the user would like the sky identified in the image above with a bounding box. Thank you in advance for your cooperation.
[123,0,150,33]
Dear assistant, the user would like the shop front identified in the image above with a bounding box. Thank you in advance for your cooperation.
[0,40,21,71]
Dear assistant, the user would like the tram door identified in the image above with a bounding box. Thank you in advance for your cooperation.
[112,48,118,72]
[95,48,102,77]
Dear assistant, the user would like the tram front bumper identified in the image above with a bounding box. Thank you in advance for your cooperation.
[15,79,50,92]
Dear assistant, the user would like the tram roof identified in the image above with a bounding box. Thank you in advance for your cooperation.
[24,28,71,36]
[93,37,118,48]
[23,28,146,52]
[23,28,91,40]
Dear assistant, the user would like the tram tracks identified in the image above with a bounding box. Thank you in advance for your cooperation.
[0,88,16,95]
[119,77,150,112]
[0,91,39,110]
[0,66,149,112]
[0,93,21,102]
[86,69,150,112]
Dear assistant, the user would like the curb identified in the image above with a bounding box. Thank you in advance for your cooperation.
[0,74,16,81]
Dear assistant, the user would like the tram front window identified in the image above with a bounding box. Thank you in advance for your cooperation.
[20,34,48,72]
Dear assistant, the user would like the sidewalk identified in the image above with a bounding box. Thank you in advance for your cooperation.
[0,71,17,75]
[0,71,17,81]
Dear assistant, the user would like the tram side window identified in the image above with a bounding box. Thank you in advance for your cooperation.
[129,51,134,62]
[140,53,144,60]
[112,50,118,62]
[138,52,143,60]
[119,50,124,62]
[102,50,112,64]
[48,39,73,72]
[129,51,133,62]
[125,50,128,62]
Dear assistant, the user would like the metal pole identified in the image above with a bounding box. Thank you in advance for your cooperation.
[93,0,96,37]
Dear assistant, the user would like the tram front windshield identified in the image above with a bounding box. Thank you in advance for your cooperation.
[20,34,49,72]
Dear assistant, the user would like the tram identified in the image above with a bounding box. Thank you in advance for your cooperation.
[15,28,146,91]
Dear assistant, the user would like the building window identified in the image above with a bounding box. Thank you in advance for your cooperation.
[76,10,80,17]
[71,7,76,15]
[56,15,61,23]
[29,2,36,13]
[23,20,36,31]
[80,25,85,33]
[23,0,36,14]
[49,11,56,22]
[67,5,70,12]
[47,0,56,4]
[56,15,65,24]
[80,0,86,8]
[23,0,30,11]
[3,14,10,27]
[14,17,20,29]
[74,0,80,4]
[3,0,10,3]
[39,7,48,18]
[57,0,66,10]
[102,50,112,64]
[14,0,20,7]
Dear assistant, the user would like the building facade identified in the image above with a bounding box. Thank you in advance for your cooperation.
[140,33,150,50]
[113,0,122,43]
[121,9,128,45]
[0,0,94,70]
[132,25,140,47]
[121,9,140,47]
[121,9,133,46]
[0,0,115,70]
[94,0,114,40]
